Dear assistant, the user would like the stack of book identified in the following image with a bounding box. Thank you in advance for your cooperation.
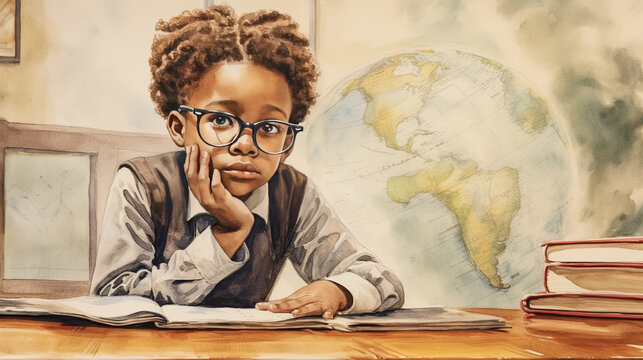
[521,236,643,319]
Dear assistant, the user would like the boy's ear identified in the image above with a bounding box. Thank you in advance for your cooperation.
[166,110,186,147]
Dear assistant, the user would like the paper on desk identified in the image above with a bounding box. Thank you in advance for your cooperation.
[161,304,294,323]
[328,307,508,331]
[157,305,507,331]
[0,296,165,326]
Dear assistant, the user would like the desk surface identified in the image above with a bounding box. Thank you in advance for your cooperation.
[0,308,642,359]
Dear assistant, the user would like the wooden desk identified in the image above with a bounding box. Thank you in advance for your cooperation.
[0,309,642,359]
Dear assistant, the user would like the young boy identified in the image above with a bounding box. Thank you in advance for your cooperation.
[90,5,404,319]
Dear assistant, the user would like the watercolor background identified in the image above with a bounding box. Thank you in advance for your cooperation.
[0,0,641,308]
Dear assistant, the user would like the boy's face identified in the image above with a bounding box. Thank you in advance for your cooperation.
[171,62,294,198]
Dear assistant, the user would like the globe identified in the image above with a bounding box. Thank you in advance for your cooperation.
[301,49,576,308]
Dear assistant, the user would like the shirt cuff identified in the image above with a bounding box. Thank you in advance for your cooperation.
[184,226,249,285]
[324,272,382,314]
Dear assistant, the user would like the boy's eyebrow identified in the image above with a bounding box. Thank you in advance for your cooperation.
[204,101,289,119]
[261,104,288,119]
[205,100,240,112]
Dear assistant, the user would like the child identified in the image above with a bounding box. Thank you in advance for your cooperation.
[90,5,404,319]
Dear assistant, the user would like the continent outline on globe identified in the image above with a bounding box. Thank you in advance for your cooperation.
[305,48,575,307]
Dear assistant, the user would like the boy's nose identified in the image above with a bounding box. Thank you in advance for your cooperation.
[229,130,258,156]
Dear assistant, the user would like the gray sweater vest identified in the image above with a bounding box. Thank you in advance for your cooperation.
[121,151,307,307]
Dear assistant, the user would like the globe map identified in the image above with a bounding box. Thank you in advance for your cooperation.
[301,49,576,307]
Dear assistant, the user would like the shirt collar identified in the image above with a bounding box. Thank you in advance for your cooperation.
[187,182,269,223]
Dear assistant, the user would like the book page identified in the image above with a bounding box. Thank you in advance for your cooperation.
[56,296,164,322]
[159,305,331,329]
[547,245,643,263]
[529,295,643,314]
[0,296,165,325]
[161,305,296,324]
[159,306,506,331]
[329,307,507,331]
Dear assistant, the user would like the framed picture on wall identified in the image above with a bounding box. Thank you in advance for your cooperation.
[0,0,20,63]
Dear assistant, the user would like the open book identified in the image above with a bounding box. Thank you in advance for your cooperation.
[0,295,506,332]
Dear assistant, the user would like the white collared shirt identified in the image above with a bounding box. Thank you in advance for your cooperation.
[91,167,404,314]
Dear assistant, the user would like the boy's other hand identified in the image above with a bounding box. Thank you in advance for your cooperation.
[255,280,353,319]
[184,145,255,257]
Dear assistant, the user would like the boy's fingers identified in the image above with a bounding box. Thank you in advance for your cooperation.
[265,295,312,313]
[185,146,195,179]
[197,150,214,203]
[210,168,227,201]
[291,302,325,318]
[255,302,270,311]
[185,145,201,200]
[183,146,190,174]
[256,301,328,319]
[255,292,306,310]
[322,310,335,320]
[187,145,199,178]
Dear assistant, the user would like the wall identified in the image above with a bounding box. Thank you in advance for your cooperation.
[1,0,203,133]
[307,0,642,241]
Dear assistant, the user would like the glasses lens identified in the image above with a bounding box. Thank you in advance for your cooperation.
[199,112,240,146]
[255,121,294,154]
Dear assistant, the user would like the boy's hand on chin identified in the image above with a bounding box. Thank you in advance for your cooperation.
[184,145,254,258]
[255,280,353,319]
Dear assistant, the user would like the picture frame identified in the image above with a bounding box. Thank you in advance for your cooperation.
[0,0,20,63]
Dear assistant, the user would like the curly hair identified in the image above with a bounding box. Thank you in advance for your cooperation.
[149,5,319,124]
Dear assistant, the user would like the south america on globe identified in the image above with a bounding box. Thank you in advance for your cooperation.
[302,49,576,307]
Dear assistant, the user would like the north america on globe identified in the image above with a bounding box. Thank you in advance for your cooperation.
[304,49,574,307]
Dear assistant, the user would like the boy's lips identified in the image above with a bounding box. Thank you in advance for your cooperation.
[221,162,260,180]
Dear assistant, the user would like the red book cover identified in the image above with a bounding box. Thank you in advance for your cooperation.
[520,292,643,319]
[542,236,643,263]
[542,236,643,247]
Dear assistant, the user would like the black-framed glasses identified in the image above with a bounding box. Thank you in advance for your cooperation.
[178,105,303,155]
